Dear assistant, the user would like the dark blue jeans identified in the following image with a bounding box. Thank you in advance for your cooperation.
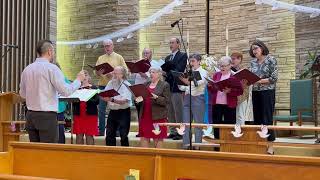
[98,86,107,135]
[57,112,65,144]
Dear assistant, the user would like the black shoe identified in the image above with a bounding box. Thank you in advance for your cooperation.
[167,134,176,139]
[173,135,182,140]
[136,134,140,137]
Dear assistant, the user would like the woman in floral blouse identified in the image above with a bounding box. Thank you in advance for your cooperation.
[249,40,278,154]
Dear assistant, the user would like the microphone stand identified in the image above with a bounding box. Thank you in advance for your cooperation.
[1,47,13,93]
[176,20,196,150]
[1,48,12,59]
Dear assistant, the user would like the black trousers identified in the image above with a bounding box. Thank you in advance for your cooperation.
[135,102,142,135]
[252,90,276,141]
[106,108,131,146]
[135,102,142,118]
[26,111,58,143]
[212,104,236,139]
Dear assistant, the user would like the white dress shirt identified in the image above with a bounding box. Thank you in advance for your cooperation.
[19,58,81,112]
[170,50,179,61]
[104,79,132,110]
[179,66,208,96]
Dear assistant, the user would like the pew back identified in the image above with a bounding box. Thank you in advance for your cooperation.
[2,142,320,180]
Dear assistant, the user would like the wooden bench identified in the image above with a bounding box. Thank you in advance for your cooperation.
[0,121,65,152]
[0,174,66,180]
[1,142,320,180]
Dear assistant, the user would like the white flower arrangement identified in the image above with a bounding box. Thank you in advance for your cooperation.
[201,54,219,75]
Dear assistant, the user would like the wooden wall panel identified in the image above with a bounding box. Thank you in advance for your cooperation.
[0,0,50,119]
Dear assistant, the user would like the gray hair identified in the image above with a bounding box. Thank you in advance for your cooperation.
[189,53,202,61]
[114,66,128,79]
[219,56,232,65]
[103,39,113,45]
[142,48,152,55]
[171,37,180,44]
[149,66,163,81]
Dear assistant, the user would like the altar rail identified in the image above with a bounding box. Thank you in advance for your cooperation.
[159,123,320,154]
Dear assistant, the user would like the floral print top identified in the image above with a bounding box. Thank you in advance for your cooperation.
[250,55,278,91]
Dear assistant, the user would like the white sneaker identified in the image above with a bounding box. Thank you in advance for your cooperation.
[267,146,274,155]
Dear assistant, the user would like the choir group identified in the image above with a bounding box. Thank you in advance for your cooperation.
[19,37,277,154]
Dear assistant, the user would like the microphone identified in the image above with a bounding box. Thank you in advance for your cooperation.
[170,18,182,28]
[1,44,19,48]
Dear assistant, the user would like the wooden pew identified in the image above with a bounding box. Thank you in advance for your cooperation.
[0,93,24,152]
[0,174,66,180]
[1,142,320,180]
[0,121,66,152]
[0,152,11,174]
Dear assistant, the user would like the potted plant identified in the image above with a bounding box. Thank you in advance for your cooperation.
[299,50,320,79]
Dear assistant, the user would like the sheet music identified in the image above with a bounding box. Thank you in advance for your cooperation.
[59,89,99,102]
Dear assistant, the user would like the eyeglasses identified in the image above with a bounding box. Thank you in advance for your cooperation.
[219,64,230,68]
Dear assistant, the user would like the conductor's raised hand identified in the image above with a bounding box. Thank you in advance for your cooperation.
[76,70,86,82]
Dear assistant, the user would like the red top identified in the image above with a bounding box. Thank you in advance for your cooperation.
[138,87,167,139]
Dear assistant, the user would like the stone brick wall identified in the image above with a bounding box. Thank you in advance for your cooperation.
[295,0,320,77]
[57,0,139,80]
[209,0,296,108]
[139,0,207,60]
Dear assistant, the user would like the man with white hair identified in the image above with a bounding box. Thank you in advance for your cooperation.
[95,39,128,136]
[134,48,165,85]
[102,66,132,146]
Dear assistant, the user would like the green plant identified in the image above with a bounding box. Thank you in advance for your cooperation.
[299,50,320,79]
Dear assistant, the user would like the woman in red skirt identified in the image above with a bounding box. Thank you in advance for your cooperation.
[73,70,99,145]
[136,67,170,148]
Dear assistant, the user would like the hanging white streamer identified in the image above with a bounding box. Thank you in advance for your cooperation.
[56,0,184,45]
[256,0,320,18]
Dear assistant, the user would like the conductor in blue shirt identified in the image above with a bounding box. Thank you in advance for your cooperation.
[19,40,85,143]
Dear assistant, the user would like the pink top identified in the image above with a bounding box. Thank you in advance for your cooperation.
[216,72,231,105]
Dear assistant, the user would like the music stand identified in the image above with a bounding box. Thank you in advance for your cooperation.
[59,97,80,144]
